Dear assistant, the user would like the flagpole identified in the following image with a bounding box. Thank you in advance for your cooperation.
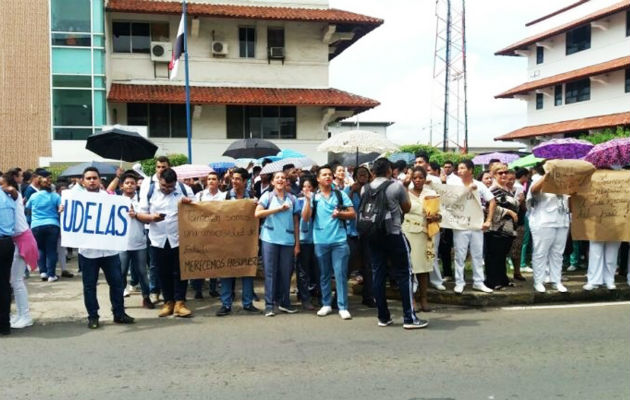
[183,0,192,163]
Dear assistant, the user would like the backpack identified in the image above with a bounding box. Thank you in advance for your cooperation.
[312,189,347,230]
[146,180,187,203]
[357,180,394,239]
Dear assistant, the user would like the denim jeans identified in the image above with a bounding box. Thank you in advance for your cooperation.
[261,241,294,308]
[79,254,125,319]
[296,242,318,303]
[191,278,218,294]
[314,241,349,310]
[32,225,59,278]
[368,234,418,324]
[119,249,150,297]
[151,241,187,302]
[220,277,254,309]
[145,232,160,294]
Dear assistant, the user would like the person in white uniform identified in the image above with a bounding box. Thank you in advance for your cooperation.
[450,160,496,294]
[583,241,621,290]
[527,169,570,293]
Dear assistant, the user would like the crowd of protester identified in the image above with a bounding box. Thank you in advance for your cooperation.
[1,152,629,335]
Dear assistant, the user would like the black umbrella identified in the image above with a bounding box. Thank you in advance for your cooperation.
[59,161,118,178]
[86,126,158,162]
[222,138,280,159]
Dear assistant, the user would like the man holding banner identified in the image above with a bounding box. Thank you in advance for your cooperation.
[63,167,135,329]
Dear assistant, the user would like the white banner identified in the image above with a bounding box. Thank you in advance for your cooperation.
[60,190,131,251]
[431,184,484,231]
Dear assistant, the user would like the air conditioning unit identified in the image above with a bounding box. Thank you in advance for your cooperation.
[150,42,172,62]
[212,41,228,56]
[269,46,285,59]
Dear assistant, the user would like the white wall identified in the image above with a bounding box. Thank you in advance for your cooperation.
[526,69,630,125]
[524,0,621,37]
[106,13,329,88]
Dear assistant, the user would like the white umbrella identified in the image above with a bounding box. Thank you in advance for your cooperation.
[260,157,317,174]
[317,129,399,166]
[172,164,214,179]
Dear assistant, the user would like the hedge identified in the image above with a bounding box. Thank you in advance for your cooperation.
[139,153,188,176]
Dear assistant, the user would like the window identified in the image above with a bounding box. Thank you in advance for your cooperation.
[226,106,296,139]
[267,27,285,57]
[565,78,590,104]
[112,22,168,53]
[625,68,630,93]
[51,0,90,32]
[239,27,256,58]
[627,10,630,36]
[126,103,187,138]
[566,25,591,55]
[536,46,544,64]
[554,85,562,106]
[535,93,543,110]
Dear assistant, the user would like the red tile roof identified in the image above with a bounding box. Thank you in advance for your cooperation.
[106,0,383,59]
[495,112,630,141]
[496,56,630,98]
[496,0,630,56]
[108,84,380,110]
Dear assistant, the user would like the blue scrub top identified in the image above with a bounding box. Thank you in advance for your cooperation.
[259,191,299,246]
[25,190,61,229]
[296,198,313,244]
[311,190,353,245]
[0,192,16,236]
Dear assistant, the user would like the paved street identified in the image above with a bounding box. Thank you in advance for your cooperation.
[2,286,628,399]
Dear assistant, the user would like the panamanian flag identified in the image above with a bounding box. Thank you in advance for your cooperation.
[169,11,185,80]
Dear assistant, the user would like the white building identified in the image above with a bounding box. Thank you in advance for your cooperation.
[49,0,382,165]
[494,0,630,146]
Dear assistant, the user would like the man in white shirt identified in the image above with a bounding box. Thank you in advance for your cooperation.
[450,160,496,294]
[137,168,194,318]
[78,167,135,329]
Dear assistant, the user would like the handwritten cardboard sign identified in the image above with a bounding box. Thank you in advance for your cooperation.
[431,184,484,231]
[60,190,131,251]
[541,159,595,195]
[178,200,259,279]
[571,170,630,242]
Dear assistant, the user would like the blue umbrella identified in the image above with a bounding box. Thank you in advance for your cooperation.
[276,149,306,159]
[209,161,235,174]
[388,152,415,164]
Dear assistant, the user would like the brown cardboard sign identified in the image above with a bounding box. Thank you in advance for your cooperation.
[571,170,630,242]
[178,200,259,279]
[541,159,595,195]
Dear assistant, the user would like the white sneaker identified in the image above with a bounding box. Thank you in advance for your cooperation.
[149,293,160,303]
[47,276,59,282]
[567,265,577,272]
[123,287,130,297]
[553,283,568,293]
[339,310,352,320]
[432,283,446,291]
[377,319,393,327]
[403,319,429,329]
[40,272,48,281]
[472,283,493,293]
[10,315,33,329]
[453,284,464,294]
[534,283,546,293]
[521,267,533,273]
[582,283,597,291]
[317,306,332,317]
[10,314,19,326]
[606,283,617,290]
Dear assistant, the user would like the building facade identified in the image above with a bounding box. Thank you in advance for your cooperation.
[39,0,382,166]
[494,0,630,146]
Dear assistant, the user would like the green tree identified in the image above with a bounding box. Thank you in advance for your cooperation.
[579,126,630,145]
[140,154,188,176]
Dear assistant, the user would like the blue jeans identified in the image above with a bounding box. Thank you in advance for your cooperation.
[314,242,349,310]
[79,254,125,319]
[261,241,294,308]
[32,225,59,278]
[369,234,418,324]
[220,277,254,309]
[119,249,150,297]
[145,232,160,294]
[151,242,187,302]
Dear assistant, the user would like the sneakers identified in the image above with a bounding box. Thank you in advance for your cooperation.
[61,270,74,278]
[40,272,48,281]
[432,283,447,291]
[10,315,33,329]
[174,301,192,318]
[216,305,231,317]
[113,313,135,324]
[338,310,352,320]
[142,297,155,309]
[123,287,131,297]
[243,304,261,313]
[582,283,597,291]
[403,319,429,329]
[533,283,546,293]
[553,283,568,293]
[521,266,533,273]
[567,265,578,272]
[149,293,160,304]
[377,319,393,327]
[278,305,298,314]
[606,283,617,290]
[264,307,276,317]
[317,306,333,317]
[159,301,175,317]
[472,283,493,293]
[87,317,100,329]
[47,276,59,283]
[454,284,464,294]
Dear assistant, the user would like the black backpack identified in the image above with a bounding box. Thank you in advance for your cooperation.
[357,180,393,239]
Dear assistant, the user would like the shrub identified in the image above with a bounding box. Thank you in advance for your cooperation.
[580,126,630,145]
[140,153,188,176]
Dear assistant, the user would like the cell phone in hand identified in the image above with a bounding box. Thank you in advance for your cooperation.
[159,213,166,218]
